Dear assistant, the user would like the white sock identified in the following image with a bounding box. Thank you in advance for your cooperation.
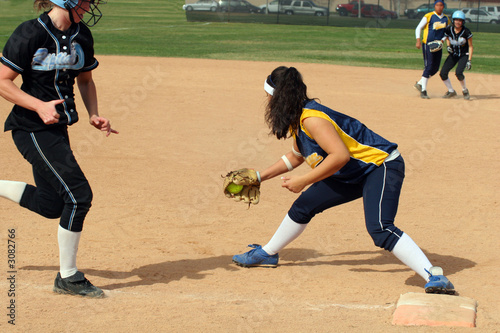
[443,79,454,92]
[459,80,467,91]
[262,214,307,255]
[391,233,432,281]
[0,180,27,204]
[420,77,429,92]
[58,225,81,279]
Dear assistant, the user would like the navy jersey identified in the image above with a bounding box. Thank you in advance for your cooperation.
[445,25,473,58]
[294,100,398,184]
[1,12,98,132]
[422,12,450,44]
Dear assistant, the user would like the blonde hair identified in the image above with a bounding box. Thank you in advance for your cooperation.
[34,0,54,12]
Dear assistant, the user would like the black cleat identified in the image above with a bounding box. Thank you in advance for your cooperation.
[53,271,104,298]
[443,91,457,98]
[463,89,470,100]
[420,90,430,99]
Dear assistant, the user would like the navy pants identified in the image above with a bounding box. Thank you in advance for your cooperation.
[288,156,405,251]
[12,128,92,232]
[422,43,442,78]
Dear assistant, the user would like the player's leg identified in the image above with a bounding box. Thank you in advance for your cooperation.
[12,129,102,297]
[416,44,430,98]
[233,178,362,267]
[455,55,470,99]
[362,155,454,293]
[439,55,458,98]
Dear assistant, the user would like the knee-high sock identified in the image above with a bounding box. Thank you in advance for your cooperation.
[391,233,432,281]
[262,214,307,255]
[58,225,81,279]
[460,79,467,90]
[443,78,454,92]
[420,77,429,92]
[0,180,27,204]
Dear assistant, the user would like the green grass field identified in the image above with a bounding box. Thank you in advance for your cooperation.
[1,0,499,73]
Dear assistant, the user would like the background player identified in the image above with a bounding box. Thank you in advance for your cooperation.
[231,66,455,294]
[0,0,116,297]
[414,0,450,99]
[439,11,473,100]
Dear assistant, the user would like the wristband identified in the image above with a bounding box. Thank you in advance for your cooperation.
[256,171,261,183]
[281,155,294,171]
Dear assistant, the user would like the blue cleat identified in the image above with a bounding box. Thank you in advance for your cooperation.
[232,244,279,268]
[424,266,455,295]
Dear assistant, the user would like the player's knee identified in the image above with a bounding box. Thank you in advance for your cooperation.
[288,205,314,224]
[456,73,465,81]
[366,225,401,251]
[39,204,64,219]
[440,72,448,80]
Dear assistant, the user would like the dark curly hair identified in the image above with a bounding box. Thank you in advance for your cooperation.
[264,66,312,140]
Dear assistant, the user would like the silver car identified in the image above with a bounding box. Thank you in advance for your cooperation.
[280,0,329,16]
[183,0,219,12]
[461,8,499,24]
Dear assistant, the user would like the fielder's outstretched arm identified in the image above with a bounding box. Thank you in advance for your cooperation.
[260,140,304,182]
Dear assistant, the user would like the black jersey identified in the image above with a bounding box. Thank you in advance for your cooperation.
[444,25,473,58]
[1,12,98,132]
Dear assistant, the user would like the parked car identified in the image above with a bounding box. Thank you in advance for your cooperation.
[218,0,262,13]
[336,1,364,17]
[259,0,281,13]
[404,3,456,19]
[183,0,219,12]
[352,4,397,19]
[480,6,500,18]
[280,0,329,16]
[461,8,499,24]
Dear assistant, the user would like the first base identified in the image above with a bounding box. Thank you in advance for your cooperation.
[392,292,477,328]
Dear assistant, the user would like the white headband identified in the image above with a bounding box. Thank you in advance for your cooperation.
[264,80,275,96]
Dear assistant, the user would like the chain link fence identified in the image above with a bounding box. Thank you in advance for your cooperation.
[183,0,500,32]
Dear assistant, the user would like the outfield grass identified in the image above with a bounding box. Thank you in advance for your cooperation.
[1,0,499,73]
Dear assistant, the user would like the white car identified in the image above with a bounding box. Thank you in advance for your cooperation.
[461,8,499,24]
[183,0,219,12]
[259,0,281,13]
[480,6,500,18]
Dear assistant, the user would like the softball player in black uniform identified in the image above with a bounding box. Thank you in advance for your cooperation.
[232,66,455,294]
[439,11,473,100]
[0,0,115,297]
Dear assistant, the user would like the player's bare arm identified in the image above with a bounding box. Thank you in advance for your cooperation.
[260,140,304,182]
[281,117,350,193]
[77,71,118,136]
[0,65,62,124]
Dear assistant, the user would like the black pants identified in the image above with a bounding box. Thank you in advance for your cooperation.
[12,127,92,232]
[439,54,468,82]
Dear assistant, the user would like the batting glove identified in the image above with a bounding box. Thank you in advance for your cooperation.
[466,60,472,71]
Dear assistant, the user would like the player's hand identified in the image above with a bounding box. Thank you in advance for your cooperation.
[90,115,119,136]
[37,99,63,125]
[447,46,453,54]
[465,60,472,71]
[281,176,307,193]
[415,39,421,49]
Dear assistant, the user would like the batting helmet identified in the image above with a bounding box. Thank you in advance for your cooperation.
[49,0,106,27]
[452,10,466,21]
[49,0,79,9]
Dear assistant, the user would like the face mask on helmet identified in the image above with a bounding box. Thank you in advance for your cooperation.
[50,0,106,27]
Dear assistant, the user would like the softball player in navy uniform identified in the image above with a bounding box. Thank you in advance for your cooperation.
[414,0,450,99]
[439,11,473,100]
[231,66,455,294]
[0,0,115,297]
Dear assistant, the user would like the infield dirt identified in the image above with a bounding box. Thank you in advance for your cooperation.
[0,56,499,332]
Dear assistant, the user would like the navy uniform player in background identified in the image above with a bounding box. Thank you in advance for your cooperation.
[414,0,450,99]
[439,11,473,100]
[0,0,116,297]
[231,66,455,294]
